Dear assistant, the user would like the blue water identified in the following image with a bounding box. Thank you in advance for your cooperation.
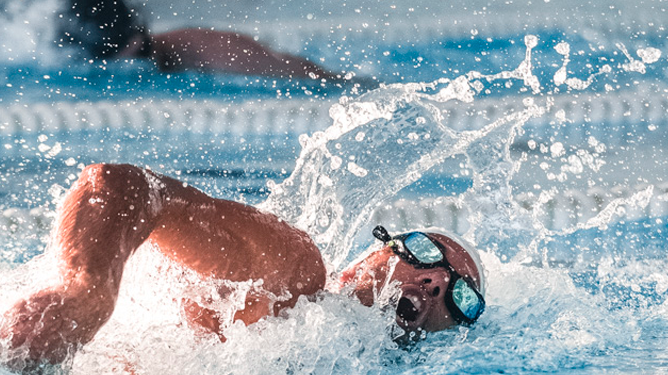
[3,31,667,103]
[3,0,668,373]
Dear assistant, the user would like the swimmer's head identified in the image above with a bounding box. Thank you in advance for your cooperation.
[56,0,148,59]
[340,226,485,337]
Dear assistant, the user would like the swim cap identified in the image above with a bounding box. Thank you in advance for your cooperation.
[56,0,147,59]
[421,231,486,296]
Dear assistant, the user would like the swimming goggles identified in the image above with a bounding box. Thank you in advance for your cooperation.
[372,225,485,325]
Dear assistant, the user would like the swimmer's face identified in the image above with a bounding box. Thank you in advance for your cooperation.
[340,234,482,334]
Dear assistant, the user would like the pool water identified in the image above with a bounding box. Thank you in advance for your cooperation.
[3,0,668,373]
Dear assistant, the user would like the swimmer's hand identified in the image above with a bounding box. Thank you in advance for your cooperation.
[0,287,115,370]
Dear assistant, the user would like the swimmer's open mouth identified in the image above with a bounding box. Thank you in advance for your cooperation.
[395,288,430,331]
[396,296,419,322]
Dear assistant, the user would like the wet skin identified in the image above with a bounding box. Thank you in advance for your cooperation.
[119,29,340,80]
[0,163,477,369]
[341,236,483,333]
[0,164,327,366]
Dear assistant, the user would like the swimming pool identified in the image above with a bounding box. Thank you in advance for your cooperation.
[3,0,668,373]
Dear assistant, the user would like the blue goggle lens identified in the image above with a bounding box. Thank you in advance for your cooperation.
[452,278,484,320]
[402,232,443,263]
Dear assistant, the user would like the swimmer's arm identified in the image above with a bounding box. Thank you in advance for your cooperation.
[0,163,325,366]
[182,291,274,342]
[144,169,326,329]
[148,28,336,79]
[0,165,155,367]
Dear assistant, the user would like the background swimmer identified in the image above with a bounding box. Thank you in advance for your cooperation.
[57,0,343,80]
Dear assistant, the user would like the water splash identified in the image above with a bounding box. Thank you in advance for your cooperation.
[482,35,542,94]
[261,36,549,269]
[617,43,663,74]
[554,41,612,91]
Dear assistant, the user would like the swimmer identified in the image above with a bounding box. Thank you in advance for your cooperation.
[56,0,343,81]
[0,164,485,370]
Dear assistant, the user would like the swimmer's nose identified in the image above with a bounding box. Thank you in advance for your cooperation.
[420,274,448,300]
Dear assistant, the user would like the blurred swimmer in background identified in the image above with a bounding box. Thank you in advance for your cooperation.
[0,163,485,370]
[56,0,344,81]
